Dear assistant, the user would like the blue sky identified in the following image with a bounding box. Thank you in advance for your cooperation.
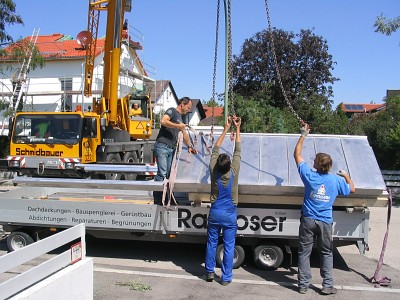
[6,0,400,107]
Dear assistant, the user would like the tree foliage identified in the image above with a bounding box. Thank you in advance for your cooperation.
[374,14,400,36]
[0,0,45,114]
[1,38,45,75]
[203,98,221,107]
[348,95,400,169]
[0,0,23,46]
[0,0,45,74]
[232,28,340,133]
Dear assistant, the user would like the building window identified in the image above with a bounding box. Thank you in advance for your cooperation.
[60,78,72,111]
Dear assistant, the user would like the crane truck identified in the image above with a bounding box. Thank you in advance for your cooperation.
[7,0,154,179]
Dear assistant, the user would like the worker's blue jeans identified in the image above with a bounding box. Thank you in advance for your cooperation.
[205,207,237,282]
[298,216,334,289]
[153,141,174,204]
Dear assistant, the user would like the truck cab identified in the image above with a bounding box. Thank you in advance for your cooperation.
[8,111,100,177]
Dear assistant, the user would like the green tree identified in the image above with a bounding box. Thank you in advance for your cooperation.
[374,14,400,36]
[0,0,44,74]
[0,0,45,112]
[0,0,23,46]
[233,29,338,110]
[203,98,221,107]
[232,94,267,133]
[2,38,45,74]
[232,28,339,133]
[232,94,300,133]
[349,95,400,169]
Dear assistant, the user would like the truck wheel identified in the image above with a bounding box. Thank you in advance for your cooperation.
[123,151,138,181]
[216,244,245,269]
[253,244,284,270]
[105,153,122,180]
[7,231,34,252]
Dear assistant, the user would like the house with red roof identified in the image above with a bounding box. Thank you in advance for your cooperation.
[340,103,386,119]
[0,32,152,113]
[1,33,206,130]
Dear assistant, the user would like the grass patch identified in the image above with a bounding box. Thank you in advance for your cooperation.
[116,280,152,292]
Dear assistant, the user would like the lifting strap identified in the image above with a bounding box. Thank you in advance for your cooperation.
[186,125,198,148]
[370,188,392,287]
[161,127,200,208]
[200,131,212,155]
[161,131,186,209]
[264,0,304,125]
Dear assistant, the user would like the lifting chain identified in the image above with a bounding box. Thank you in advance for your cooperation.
[210,0,221,143]
[264,0,304,124]
[227,0,237,141]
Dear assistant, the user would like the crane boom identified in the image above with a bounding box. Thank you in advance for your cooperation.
[84,0,131,125]
[83,0,101,97]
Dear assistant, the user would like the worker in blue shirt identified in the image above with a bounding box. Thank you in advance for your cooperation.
[294,123,355,295]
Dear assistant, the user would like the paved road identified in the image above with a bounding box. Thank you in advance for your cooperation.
[339,206,400,271]
[88,236,399,300]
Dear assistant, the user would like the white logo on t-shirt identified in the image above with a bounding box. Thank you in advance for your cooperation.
[310,184,330,202]
[318,184,326,195]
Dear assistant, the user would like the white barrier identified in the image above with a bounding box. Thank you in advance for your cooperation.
[0,224,92,300]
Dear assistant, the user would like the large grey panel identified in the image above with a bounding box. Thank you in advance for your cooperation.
[175,132,387,205]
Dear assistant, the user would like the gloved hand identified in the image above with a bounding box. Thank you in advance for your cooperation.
[337,169,348,177]
[300,124,310,137]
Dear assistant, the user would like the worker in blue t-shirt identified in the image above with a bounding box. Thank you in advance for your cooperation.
[294,123,355,295]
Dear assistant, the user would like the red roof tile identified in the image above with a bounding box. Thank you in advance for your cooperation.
[3,34,105,60]
[203,106,223,117]
[362,104,386,112]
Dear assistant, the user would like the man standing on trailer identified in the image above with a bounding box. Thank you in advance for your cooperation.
[153,97,197,205]
[205,115,241,286]
[294,123,355,295]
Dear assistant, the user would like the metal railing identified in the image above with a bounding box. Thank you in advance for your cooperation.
[0,223,86,299]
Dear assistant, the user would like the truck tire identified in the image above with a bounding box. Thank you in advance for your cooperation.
[105,153,122,180]
[253,244,284,270]
[123,151,138,181]
[7,231,34,252]
[216,244,245,269]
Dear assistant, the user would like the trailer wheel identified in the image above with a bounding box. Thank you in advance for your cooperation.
[123,151,138,181]
[105,153,122,180]
[216,244,245,269]
[253,244,284,270]
[7,231,34,252]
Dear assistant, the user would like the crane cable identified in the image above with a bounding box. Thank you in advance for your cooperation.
[209,0,236,144]
[227,0,234,118]
[226,0,237,140]
[264,0,304,125]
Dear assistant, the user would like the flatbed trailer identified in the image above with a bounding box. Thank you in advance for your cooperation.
[0,132,386,269]
[0,186,370,269]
